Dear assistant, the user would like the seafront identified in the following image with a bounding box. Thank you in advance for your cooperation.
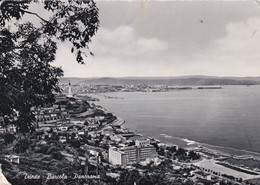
[1,93,260,184]
[100,100,260,184]
[120,116,260,183]
[91,89,260,184]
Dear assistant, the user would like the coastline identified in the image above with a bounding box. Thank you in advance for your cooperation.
[89,90,260,160]
[2,92,260,184]
[159,134,260,158]
[111,115,260,182]
[116,117,260,166]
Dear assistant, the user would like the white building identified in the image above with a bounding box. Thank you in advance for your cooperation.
[108,140,157,166]
[67,82,73,98]
[4,155,20,164]
[7,125,16,134]
[135,139,150,147]
[0,127,5,134]
[109,147,126,166]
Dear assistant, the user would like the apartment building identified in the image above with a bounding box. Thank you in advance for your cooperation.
[109,139,157,166]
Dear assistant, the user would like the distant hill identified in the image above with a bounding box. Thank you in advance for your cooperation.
[59,76,260,86]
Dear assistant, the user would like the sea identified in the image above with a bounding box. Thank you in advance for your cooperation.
[91,85,260,157]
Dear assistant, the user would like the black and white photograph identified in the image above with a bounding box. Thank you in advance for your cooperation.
[2,0,260,184]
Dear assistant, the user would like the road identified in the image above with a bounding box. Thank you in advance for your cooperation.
[111,117,125,126]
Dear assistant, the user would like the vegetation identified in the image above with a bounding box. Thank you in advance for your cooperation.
[4,133,16,145]
[13,139,31,153]
[109,160,192,185]
[0,0,99,134]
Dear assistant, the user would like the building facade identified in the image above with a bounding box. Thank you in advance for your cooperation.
[109,140,157,166]
[109,147,127,165]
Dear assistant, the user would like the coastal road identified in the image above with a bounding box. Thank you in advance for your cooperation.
[111,117,125,126]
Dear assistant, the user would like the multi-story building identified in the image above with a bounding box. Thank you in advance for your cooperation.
[109,147,126,166]
[109,139,157,166]
[138,146,157,162]
[120,146,137,164]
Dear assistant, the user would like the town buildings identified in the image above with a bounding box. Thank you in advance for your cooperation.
[4,155,20,164]
[109,139,158,166]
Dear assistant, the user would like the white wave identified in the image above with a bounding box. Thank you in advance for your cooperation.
[182,138,196,145]
[160,134,172,138]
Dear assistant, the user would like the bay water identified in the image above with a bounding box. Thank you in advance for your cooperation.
[92,85,260,155]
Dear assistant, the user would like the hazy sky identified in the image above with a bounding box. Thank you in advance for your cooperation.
[52,0,260,77]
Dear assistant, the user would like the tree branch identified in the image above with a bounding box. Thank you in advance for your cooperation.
[21,9,63,31]
[21,9,49,24]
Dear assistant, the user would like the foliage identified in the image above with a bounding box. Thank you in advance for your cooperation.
[138,173,165,185]
[49,132,59,141]
[167,145,177,153]
[4,133,16,145]
[35,144,49,154]
[175,148,187,156]
[0,159,12,171]
[46,146,58,155]
[0,0,99,134]
[70,139,81,148]
[188,150,200,160]
[52,151,63,160]
[118,169,141,185]
[13,138,31,153]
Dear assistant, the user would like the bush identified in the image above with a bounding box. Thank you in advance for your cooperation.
[46,146,58,155]
[188,151,200,160]
[70,139,81,148]
[36,145,49,154]
[52,151,63,161]
[4,133,16,145]
[49,133,59,141]
[0,159,12,171]
[13,139,30,153]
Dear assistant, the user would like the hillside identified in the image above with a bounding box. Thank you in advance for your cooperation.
[59,76,260,86]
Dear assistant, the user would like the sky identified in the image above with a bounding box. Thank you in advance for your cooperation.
[35,1,260,77]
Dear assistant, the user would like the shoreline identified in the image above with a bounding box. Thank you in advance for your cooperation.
[114,116,260,180]
[160,134,260,158]
[118,120,260,163]
[90,91,260,160]
[123,125,260,179]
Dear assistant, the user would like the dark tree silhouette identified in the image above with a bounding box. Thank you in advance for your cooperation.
[0,0,99,135]
[118,169,141,185]
[188,150,200,160]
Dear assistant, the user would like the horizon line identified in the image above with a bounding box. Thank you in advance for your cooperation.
[61,75,260,79]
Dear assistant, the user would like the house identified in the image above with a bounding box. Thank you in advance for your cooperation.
[78,130,85,136]
[7,125,16,134]
[58,126,68,132]
[59,136,67,143]
[106,173,120,179]
[0,127,5,134]
[4,155,20,164]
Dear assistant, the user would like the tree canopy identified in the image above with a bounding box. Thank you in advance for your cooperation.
[0,0,99,134]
